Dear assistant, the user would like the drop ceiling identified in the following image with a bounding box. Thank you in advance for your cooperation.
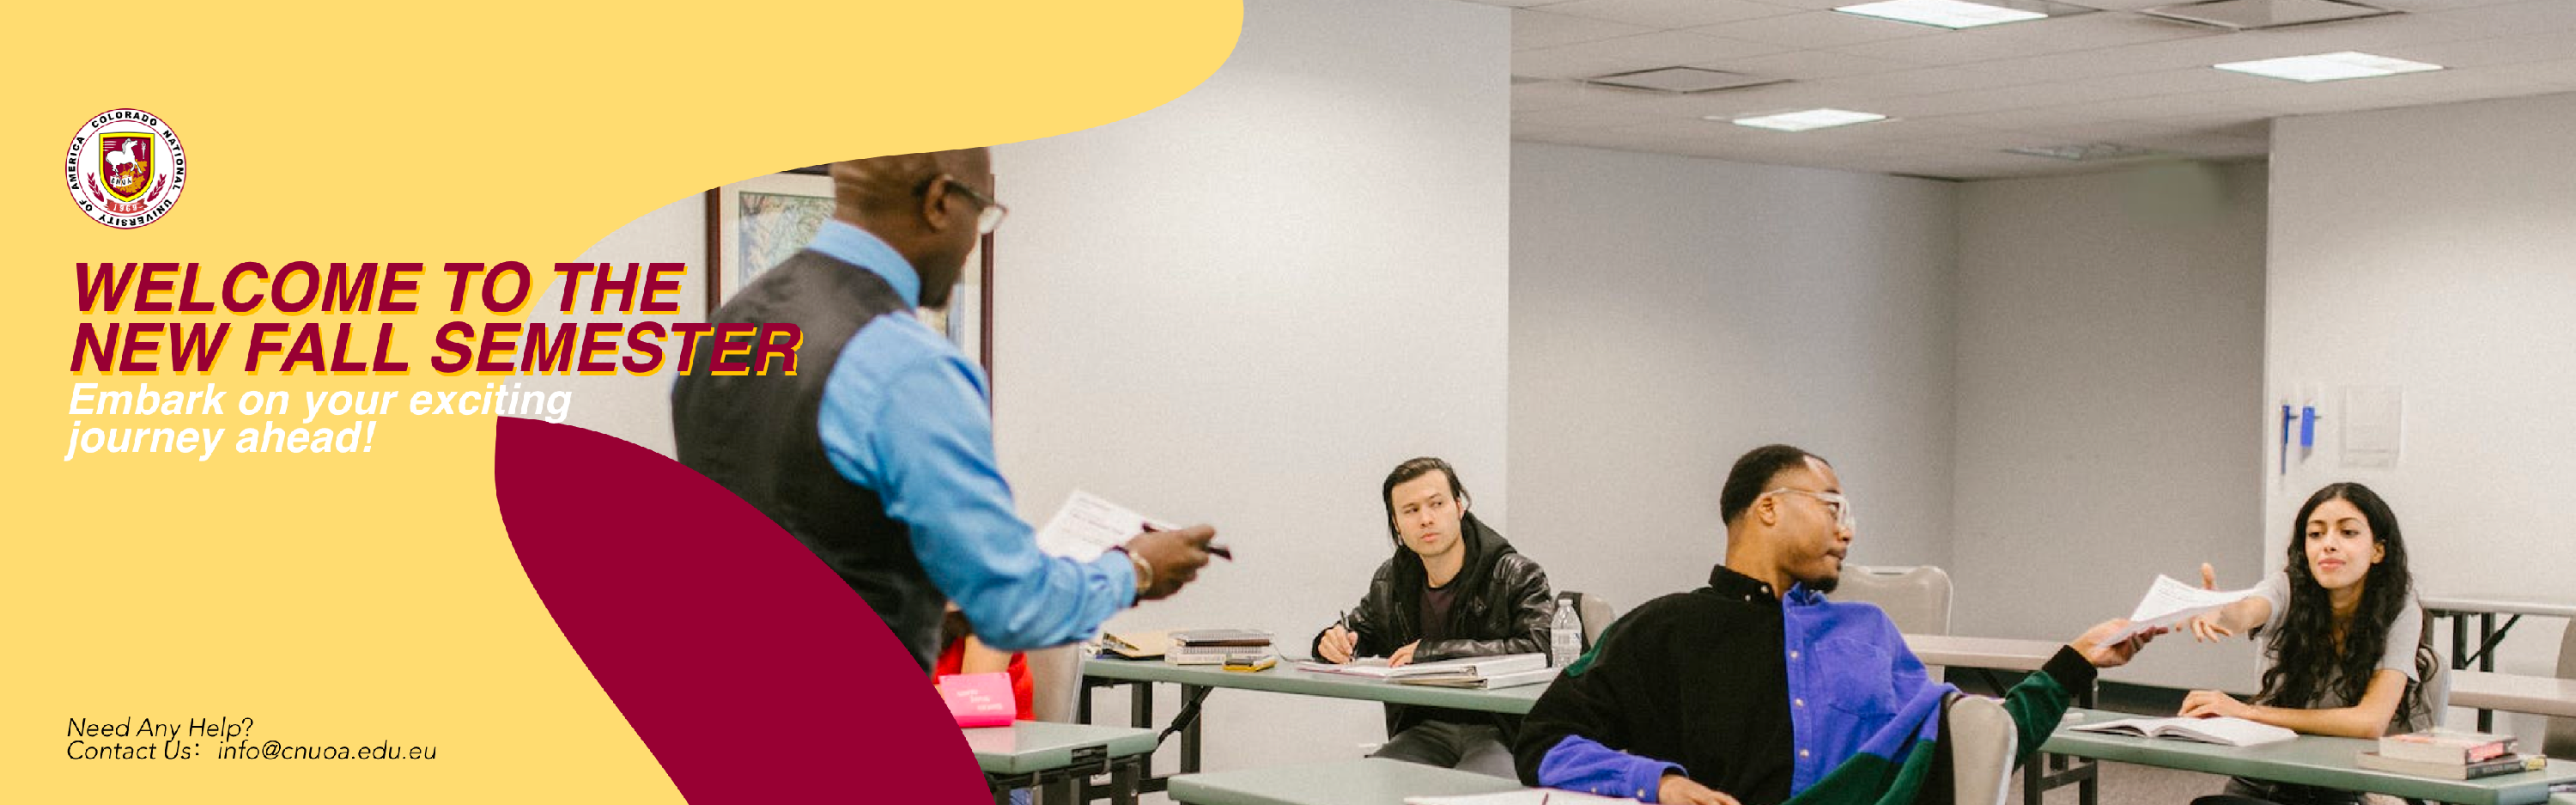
[1472,0,2576,179]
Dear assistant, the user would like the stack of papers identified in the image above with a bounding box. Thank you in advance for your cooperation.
[2107,575,2262,643]
[1034,491,1171,561]
[1299,653,1549,686]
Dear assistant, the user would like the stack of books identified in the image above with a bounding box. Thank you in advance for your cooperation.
[1165,629,1274,666]
[2356,729,2547,780]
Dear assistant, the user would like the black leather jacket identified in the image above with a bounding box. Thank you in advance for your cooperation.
[1308,511,1555,737]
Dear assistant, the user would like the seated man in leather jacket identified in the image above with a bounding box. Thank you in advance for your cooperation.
[1309,457,1555,778]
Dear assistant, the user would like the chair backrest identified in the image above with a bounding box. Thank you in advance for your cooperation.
[1024,644,1084,723]
[2414,639,2450,730]
[1835,565,1953,636]
[1947,693,2018,805]
[2547,620,2576,759]
[1577,592,1617,649]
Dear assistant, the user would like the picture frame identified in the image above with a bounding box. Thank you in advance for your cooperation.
[704,167,993,383]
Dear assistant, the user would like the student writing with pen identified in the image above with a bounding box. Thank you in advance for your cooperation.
[1309,457,1556,778]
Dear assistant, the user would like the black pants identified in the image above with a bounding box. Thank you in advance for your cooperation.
[1370,721,1516,778]
[2192,777,2366,805]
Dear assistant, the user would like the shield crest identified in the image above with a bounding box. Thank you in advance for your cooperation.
[100,134,155,203]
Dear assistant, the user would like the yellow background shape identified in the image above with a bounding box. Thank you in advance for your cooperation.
[3,2,1239,800]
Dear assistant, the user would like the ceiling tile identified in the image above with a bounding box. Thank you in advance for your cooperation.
[1515,9,1656,50]
[1510,79,1640,112]
[1513,30,1797,78]
[1807,65,2052,96]
[1539,0,1803,28]
[1703,48,1923,79]
[2421,0,2576,38]
[2379,31,2576,69]
[1692,11,1942,50]
[1516,103,1692,129]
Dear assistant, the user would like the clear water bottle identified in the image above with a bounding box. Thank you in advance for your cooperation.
[1549,599,1583,668]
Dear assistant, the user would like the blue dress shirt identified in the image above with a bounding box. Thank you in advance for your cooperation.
[805,220,1137,650]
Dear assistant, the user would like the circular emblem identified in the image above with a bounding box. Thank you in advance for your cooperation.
[65,108,188,229]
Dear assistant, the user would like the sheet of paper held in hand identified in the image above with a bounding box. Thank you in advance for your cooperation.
[1035,490,1172,561]
[2108,575,2261,643]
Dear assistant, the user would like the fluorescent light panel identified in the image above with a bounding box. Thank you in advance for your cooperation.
[1725,109,1888,131]
[2215,51,2441,82]
[1836,0,2047,28]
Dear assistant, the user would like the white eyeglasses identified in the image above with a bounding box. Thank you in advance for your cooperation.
[1764,487,1855,531]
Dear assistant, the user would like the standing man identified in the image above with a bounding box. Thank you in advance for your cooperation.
[1513,444,2155,804]
[672,149,1216,671]
[1311,457,1554,778]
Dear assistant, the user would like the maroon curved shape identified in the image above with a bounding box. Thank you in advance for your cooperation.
[495,417,987,802]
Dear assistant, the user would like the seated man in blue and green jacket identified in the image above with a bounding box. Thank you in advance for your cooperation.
[1512,444,2160,805]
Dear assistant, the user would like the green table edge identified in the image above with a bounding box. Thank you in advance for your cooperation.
[2041,710,2576,805]
[968,721,1159,775]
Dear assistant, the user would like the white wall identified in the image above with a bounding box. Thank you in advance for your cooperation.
[993,0,1510,780]
[520,192,707,454]
[1952,162,2270,692]
[2270,92,2576,735]
[1507,143,1959,607]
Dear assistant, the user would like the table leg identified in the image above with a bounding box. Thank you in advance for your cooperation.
[1133,681,1154,729]
[1112,756,1141,805]
[1182,684,1207,774]
[2477,613,2496,731]
[2076,684,2098,805]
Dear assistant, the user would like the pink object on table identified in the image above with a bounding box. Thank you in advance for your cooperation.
[938,672,1018,728]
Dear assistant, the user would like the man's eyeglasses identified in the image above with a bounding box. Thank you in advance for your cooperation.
[1764,487,1856,531]
[929,175,1009,235]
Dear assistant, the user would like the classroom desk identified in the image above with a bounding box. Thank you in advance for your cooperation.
[965,721,1158,805]
[1905,635,2099,805]
[1168,758,1529,805]
[2450,671,2576,719]
[2550,792,2575,805]
[1906,634,2064,672]
[1079,658,1546,794]
[2422,596,2576,729]
[2042,708,2576,805]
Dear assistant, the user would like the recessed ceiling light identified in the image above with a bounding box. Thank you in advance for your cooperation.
[1722,109,1890,131]
[2215,51,2441,82]
[1835,0,2049,28]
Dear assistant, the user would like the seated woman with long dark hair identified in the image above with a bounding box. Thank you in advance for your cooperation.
[2182,482,2437,805]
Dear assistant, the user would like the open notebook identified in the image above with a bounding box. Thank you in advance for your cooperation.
[2066,716,2295,747]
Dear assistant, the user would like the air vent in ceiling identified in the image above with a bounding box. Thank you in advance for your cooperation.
[1582,67,1783,95]
[2142,0,2396,31]
[2004,143,2160,161]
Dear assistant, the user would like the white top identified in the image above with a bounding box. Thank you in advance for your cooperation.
[2247,573,2425,683]
[2246,572,2433,731]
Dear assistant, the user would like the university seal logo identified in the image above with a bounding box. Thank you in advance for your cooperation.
[66,108,187,229]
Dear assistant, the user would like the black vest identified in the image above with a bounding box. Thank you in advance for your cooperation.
[670,249,944,670]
